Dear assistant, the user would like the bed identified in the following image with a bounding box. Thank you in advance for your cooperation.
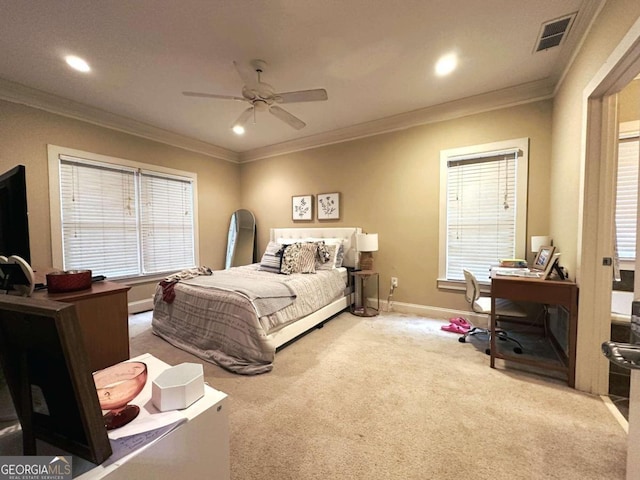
[151,227,361,374]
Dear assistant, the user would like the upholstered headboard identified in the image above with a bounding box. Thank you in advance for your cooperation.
[270,227,362,268]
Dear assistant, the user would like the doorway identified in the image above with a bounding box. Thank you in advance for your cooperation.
[579,24,640,395]
[608,81,640,418]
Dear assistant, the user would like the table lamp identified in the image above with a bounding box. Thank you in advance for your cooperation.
[531,236,552,254]
[356,233,378,271]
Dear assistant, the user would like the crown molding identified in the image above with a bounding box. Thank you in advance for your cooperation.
[238,79,555,162]
[0,76,555,165]
[0,77,239,163]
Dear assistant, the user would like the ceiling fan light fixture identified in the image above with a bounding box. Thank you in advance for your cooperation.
[435,53,458,77]
[65,55,91,73]
[184,59,328,132]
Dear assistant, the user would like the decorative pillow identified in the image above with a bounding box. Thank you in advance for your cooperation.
[281,242,317,274]
[315,241,331,264]
[301,238,343,270]
[335,243,345,268]
[259,241,285,274]
[316,244,340,270]
[297,243,318,273]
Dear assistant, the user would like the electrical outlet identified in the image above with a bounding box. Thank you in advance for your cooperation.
[391,277,398,288]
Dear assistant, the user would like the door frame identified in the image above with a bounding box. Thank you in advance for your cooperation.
[578,19,640,393]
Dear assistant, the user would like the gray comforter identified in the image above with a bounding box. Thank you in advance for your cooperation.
[183,271,296,317]
[151,264,347,375]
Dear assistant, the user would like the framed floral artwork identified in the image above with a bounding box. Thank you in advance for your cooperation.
[292,195,313,221]
[317,192,340,220]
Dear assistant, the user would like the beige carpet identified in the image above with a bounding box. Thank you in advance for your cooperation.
[130,311,627,480]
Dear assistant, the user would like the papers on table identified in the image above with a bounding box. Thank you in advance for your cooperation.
[103,418,186,465]
[491,267,544,278]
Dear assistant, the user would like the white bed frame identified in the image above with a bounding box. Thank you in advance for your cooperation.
[268,227,361,348]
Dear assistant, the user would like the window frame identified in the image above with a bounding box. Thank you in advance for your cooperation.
[47,145,200,283]
[438,138,529,289]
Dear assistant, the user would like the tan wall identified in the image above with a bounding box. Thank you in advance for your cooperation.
[241,100,553,312]
[0,100,240,304]
[548,2,640,392]
[550,0,640,278]
[619,79,640,124]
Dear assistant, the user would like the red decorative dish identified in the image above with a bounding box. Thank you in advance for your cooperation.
[46,269,92,293]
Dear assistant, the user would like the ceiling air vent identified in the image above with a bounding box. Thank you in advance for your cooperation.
[534,12,576,52]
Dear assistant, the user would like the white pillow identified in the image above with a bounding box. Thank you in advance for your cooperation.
[304,237,343,246]
[276,237,299,245]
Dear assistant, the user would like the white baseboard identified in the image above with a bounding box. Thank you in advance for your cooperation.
[129,298,154,315]
[126,295,489,325]
[373,298,489,328]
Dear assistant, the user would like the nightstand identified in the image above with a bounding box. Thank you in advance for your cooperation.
[350,270,379,317]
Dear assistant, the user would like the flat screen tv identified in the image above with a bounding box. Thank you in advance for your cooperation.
[0,165,30,264]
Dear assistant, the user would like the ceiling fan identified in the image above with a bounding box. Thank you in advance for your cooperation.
[183,59,328,132]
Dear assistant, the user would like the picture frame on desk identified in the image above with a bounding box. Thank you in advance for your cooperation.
[532,245,556,278]
[547,253,565,280]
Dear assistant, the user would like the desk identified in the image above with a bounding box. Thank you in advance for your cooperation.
[490,273,578,387]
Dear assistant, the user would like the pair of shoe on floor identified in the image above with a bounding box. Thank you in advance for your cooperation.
[441,317,472,334]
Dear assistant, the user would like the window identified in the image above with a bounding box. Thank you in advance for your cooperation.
[438,138,529,285]
[48,145,199,280]
[615,125,640,266]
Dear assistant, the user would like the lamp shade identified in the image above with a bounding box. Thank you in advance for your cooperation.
[531,235,552,253]
[356,233,378,252]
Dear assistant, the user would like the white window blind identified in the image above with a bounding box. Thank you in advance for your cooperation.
[58,155,195,279]
[140,171,195,273]
[615,136,640,261]
[446,151,518,283]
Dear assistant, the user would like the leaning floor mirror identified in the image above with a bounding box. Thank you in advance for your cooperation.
[225,209,256,268]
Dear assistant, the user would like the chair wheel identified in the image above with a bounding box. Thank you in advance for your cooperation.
[513,347,523,354]
[458,337,466,343]
[485,348,491,355]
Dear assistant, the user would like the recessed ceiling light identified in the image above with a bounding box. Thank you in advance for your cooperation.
[65,55,91,73]
[435,53,458,77]
[232,125,245,135]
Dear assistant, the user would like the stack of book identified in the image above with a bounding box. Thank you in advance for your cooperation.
[499,258,527,268]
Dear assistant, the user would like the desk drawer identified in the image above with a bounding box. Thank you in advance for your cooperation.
[492,279,575,307]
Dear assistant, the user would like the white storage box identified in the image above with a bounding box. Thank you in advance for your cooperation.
[152,362,205,411]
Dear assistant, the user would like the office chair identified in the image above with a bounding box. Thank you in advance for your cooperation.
[458,269,526,355]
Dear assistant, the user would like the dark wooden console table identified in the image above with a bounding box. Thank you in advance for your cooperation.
[32,280,131,373]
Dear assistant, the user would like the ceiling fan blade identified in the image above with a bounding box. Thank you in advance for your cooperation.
[233,61,259,90]
[183,91,245,102]
[233,107,254,127]
[276,89,328,104]
[269,106,306,130]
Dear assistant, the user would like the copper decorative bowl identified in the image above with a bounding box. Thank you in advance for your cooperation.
[46,269,92,293]
[93,361,148,430]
